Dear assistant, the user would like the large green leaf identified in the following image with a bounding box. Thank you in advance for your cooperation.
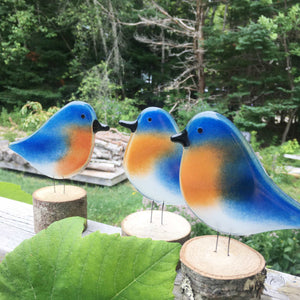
[0,182,32,204]
[0,217,180,299]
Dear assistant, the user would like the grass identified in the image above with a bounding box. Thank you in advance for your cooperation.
[1,168,299,275]
[271,174,300,201]
[0,167,299,225]
[0,128,299,275]
[0,169,143,226]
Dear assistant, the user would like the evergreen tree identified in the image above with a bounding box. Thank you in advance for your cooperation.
[0,0,76,108]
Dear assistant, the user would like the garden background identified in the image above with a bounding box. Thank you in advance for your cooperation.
[0,0,299,276]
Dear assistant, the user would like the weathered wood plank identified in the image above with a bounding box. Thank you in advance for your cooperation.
[0,161,127,186]
[284,166,300,178]
[173,268,300,300]
[0,197,35,260]
[1,197,299,299]
[0,197,121,261]
[284,154,300,161]
[262,269,300,300]
[72,167,127,186]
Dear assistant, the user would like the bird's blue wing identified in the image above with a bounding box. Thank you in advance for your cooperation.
[10,129,68,164]
[156,147,182,196]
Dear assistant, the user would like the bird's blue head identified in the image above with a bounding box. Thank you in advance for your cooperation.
[46,101,109,133]
[119,107,178,134]
[171,111,240,148]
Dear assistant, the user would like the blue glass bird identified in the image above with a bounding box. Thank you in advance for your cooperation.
[119,107,185,211]
[171,111,300,236]
[9,101,109,179]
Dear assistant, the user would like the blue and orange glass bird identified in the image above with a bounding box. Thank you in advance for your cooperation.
[171,111,300,237]
[119,107,185,220]
[9,101,109,179]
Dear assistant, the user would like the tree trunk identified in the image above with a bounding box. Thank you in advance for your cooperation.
[194,0,205,95]
[94,0,108,58]
[161,28,165,75]
[180,236,266,299]
[281,27,295,144]
[281,108,297,144]
[223,3,228,31]
[108,0,124,95]
[33,185,87,233]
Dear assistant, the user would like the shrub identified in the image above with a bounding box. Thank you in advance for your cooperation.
[0,107,23,128]
[241,230,300,276]
[259,139,300,179]
[69,62,139,129]
[21,101,59,132]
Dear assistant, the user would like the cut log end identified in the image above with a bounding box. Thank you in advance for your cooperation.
[33,185,87,233]
[180,235,266,299]
[121,210,191,244]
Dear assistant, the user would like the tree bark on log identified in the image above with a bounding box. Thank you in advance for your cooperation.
[33,185,87,233]
[88,161,116,172]
[180,235,266,299]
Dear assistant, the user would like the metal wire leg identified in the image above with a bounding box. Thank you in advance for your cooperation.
[227,235,231,256]
[161,202,165,225]
[150,200,154,223]
[214,232,219,252]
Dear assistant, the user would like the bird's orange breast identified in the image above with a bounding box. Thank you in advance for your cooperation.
[124,133,174,176]
[56,126,93,177]
[180,146,223,206]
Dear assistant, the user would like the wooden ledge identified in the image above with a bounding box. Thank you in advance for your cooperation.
[0,196,121,261]
[1,197,299,300]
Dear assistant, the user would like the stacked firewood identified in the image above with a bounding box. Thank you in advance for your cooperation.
[0,129,130,174]
[0,140,28,166]
[87,128,130,172]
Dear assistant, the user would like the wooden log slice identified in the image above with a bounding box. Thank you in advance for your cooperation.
[33,185,87,233]
[180,235,266,299]
[121,210,191,244]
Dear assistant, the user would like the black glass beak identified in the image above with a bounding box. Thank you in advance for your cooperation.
[93,120,109,133]
[170,129,190,147]
[119,120,138,133]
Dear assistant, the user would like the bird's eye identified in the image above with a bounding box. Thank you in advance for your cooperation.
[197,127,203,134]
[81,114,85,119]
[148,117,152,122]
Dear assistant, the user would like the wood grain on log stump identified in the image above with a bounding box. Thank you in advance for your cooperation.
[180,235,266,299]
[121,210,191,244]
[33,185,87,233]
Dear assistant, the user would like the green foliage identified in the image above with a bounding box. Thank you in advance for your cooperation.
[87,182,143,226]
[234,104,272,131]
[70,62,139,128]
[2,131,17,143]
[259,140,300,178]
[175,98,229,130]
[249,131,263,152]
[0,107,23,128]
[0,0,299,141]
[20,101,59,132]
[280,139,300,155]
[0,182,32,204]
[0,169,143,227]
[191,222,217,237]
[175,100,213,130]
[0,217,181,299]
[241,230,300,276]
[0,107,26,140]
[0,0,80,107]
